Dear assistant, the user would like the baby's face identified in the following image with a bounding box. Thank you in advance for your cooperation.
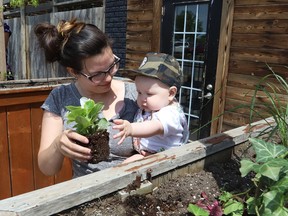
[135,76,171,112]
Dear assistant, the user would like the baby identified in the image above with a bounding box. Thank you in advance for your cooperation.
[113,52,189,163]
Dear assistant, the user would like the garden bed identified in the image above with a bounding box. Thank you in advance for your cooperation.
[0,118,273,216]
[56,140,256,216]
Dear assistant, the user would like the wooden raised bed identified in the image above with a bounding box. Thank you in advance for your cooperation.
[0,117,274,215]
[0,78,74,199]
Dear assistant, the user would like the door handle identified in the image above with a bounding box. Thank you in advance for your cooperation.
[198,92,212,100]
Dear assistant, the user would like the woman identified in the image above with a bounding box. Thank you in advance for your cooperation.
[34,19,138,177]
[4,22,14,80]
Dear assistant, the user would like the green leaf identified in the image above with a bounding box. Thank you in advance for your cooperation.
[187,204,209,216]
[258,163,281,181]
[262,190,288,216]
[240,159,256,177]
[219,191,233,202]
[84,100,95,111]
[246,197,256,215]
[223,199,244,216]
[249,138,287,163]
[65,97,108,135]
[75,116,90,128]
[97,118,110,131]
[271,175,288,192]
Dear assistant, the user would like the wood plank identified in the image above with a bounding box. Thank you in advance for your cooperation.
[126,53,147,62]
[31,104,55,189]
[235,0,288,6]
[0,85,54,95]
[127,10,153,21]
[127,0,153,10]
[0,92,50,107]
[127,22,153,32]
[0,85,56,107]
[229,47,288,64]
[225,85,288,104]
[223,112,251,127]
[125,59,146,69]
[126,31,152,41]
[0,107,12,199]
[151,0,162,52]
[231,33,288,49]
[234,5,288,20]
[126,41,151,52]
[232,19,288,34]
[211,0,235,134]
[0,117,275,215]
[8,105,34,196]
[224,98,270,116]
[227,73,288,92]
[228,60,288,77]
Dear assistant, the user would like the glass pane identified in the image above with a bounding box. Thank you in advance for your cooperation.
[189,118,200,140]
[182,61,192,86]
[193,63,205,89]
[186,5,197,32]
[191,91,202,112]
[197,4,209,32]
[195,34,206,60]
[179,88,191,113]
[175,5,186,32]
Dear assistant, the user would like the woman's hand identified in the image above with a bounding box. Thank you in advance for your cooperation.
[39,111,91,176]
[54,130,91,162]
[112,119,133,144]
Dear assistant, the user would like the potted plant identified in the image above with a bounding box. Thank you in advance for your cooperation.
[66,97,110,163]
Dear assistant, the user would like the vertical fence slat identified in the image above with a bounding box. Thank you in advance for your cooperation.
[8,105,34,196]
[0,0,6,80]
[0,107,11,199]
[20,7,27,79]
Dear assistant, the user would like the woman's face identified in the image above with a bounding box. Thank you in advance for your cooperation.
[77,47,117,93]
[135,76,172,112]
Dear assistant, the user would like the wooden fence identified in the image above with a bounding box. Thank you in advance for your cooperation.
[4,6,104,80]
[0,80,73,200]
[211,0,288,133]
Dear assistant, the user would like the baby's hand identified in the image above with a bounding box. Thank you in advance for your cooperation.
[113,119,133,144]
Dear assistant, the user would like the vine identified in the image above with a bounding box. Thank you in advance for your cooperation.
[9,0,39,8]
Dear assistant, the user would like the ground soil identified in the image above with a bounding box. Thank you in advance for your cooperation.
[55,142,256,216]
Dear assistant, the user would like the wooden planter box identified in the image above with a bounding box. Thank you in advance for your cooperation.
[0,117,273,215]
[0,78,74,199]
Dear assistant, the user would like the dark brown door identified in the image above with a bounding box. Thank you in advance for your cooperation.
[161,0,222,140]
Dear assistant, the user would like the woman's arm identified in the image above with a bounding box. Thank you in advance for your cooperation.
[113,119,164,144]
[38,111,91,176]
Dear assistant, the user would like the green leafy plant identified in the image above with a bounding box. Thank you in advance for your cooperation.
[66,97,109,136]
[239,137,288,216]
[187,192,223,216]
[248,65,288,147]
[187,138,288,216]
[218,191,244,216]
[10,0,39,7]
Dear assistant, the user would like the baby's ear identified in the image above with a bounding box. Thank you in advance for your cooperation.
[168,86,177,99]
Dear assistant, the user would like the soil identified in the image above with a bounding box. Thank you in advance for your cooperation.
[81,131,110,164]
[55,142,256,216]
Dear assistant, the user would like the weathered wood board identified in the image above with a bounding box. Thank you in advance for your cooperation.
[0,117,274,216]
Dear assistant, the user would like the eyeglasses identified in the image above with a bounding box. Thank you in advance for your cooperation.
[79,55,120,83]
